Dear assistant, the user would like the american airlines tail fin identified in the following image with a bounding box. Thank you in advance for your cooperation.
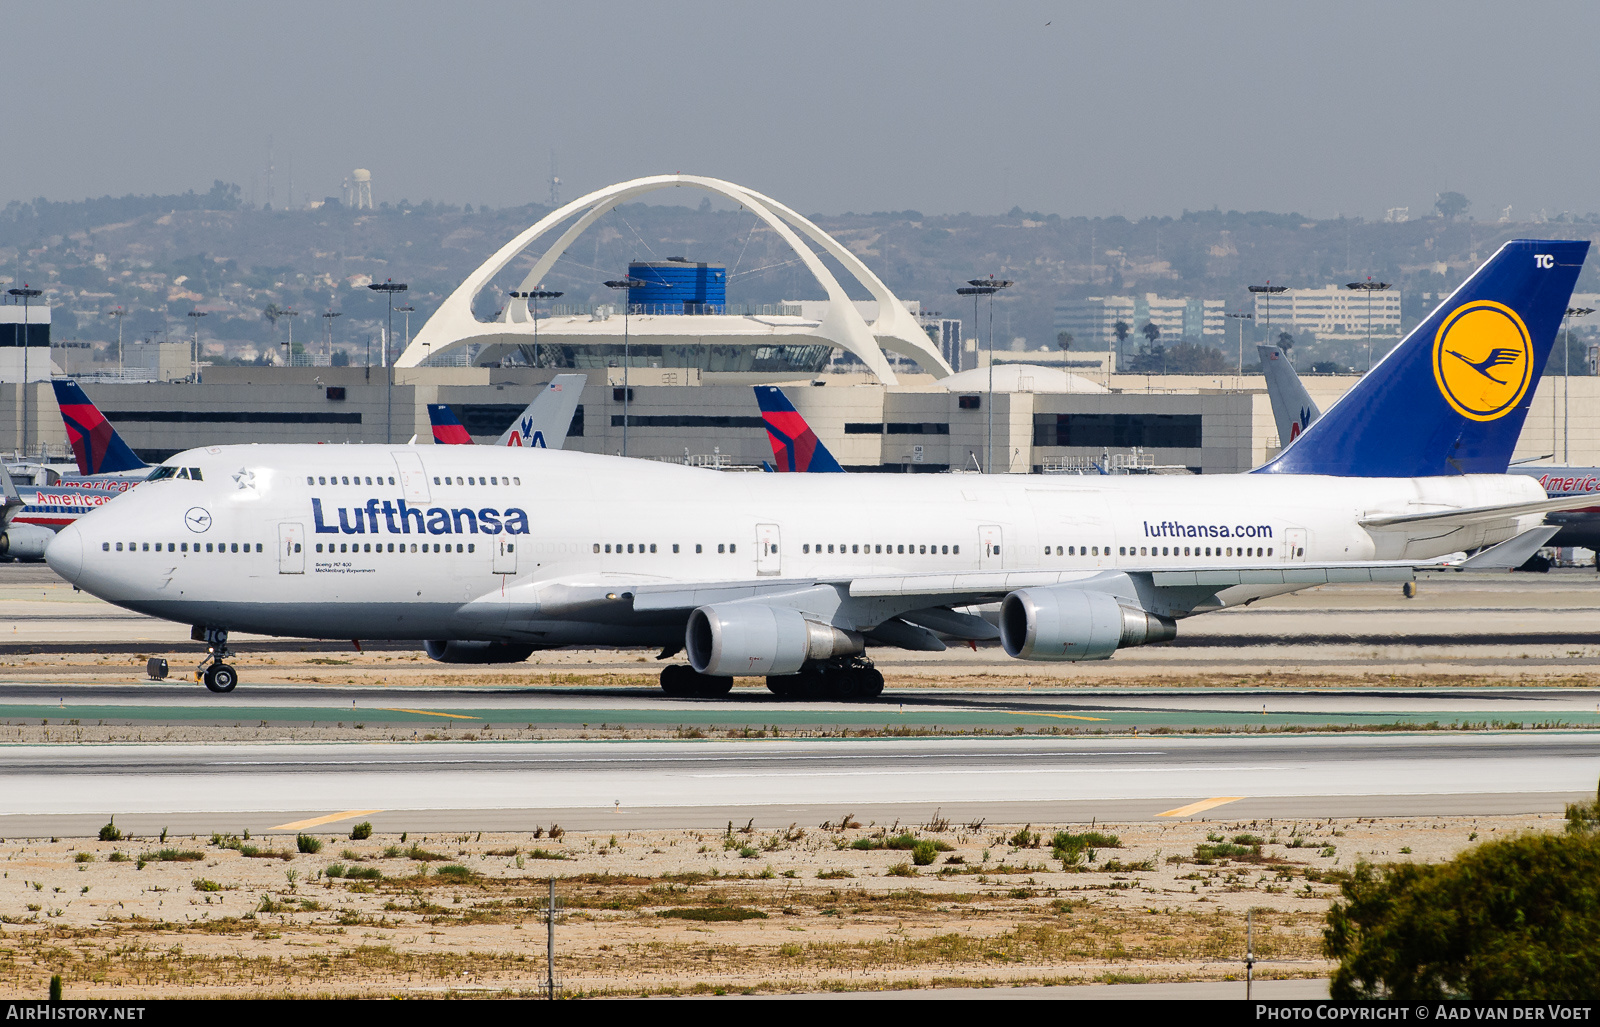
[753,385,845,473]
[1256,344,1320,447]
[494,373,585,448]
[51,380,147,475]
[1256,239,1588,477]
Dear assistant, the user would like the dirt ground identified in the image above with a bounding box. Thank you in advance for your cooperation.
[0,811,1555,998]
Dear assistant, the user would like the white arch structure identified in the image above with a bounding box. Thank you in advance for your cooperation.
[398,174,952,383]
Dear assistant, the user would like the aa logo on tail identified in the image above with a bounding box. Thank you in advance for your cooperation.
[1431,300,1533,421]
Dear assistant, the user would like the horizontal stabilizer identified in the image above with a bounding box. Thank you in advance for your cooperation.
[1454,525,1561,570]
[1359,494,1599,529]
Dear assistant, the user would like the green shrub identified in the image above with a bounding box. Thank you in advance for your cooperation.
[325,864,347,878]
[911,840,939,866]
[296,834,322,854]
[404,844,446,861]
[349,822,373,841]
[737,846,759,859]
[527,848,566,861]
[657,906,767,922]
[344,866,383,881]
[73,852,93,864]
[886,862,917,877]
[106,852,129,863]
[1052,830,1121,862]
[1009,828,1040,848]
[97,820,121,843]
[1326,832,1600,999]
[142,849,203,862]
[192,879,221,892]
[1192,841,1261,864]
[436,864,475,881]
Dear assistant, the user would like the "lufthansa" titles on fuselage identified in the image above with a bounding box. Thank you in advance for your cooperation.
[311,498,530,536]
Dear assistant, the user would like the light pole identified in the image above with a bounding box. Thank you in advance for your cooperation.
[8,286,41,457]
[107,307,126,371]
[278,309,299,367]
[186,310,208,381]
[1248,283,1288,362]
[1226,311,1253,376]
[321,311,342,365]
[1345,279,1391,372]
[957,277,1013,473]
[1564,306,1594,462]
[512,289,564,368]
[367,280,408,445]
[603,278,649,457]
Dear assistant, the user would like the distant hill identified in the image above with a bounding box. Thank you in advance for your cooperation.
[4,185,1598,370]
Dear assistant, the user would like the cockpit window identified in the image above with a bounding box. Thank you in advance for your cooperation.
[147,466,204,481]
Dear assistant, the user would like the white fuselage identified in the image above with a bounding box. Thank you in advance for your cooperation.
[46,444,1546,649]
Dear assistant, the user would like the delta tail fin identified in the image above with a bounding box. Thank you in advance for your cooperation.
[51,380,146,475]
[1257,239,1588,477]
[494,373,585,448]
[1256,344,1320,447]
[754,385,845,472]
[427,404,475,445]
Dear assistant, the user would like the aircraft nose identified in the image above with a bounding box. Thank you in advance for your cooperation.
[45,523,83,584]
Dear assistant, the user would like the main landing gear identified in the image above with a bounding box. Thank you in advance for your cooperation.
[192,626,239,694]
[766,656,884,702]
[659,664,734,698]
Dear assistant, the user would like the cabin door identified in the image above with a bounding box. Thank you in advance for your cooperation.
[756,523,781,576]
[277,522,305,574]
[493,536,518,575]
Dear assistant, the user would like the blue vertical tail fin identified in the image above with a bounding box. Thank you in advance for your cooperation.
[1256,239,1588,477]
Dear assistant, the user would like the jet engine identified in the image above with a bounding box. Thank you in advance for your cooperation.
[423,640,537,664]
[0,524,55,562]
[686,604,863,677]
[999,587,1176,661]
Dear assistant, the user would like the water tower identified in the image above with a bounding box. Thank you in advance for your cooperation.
[350,169,373,210]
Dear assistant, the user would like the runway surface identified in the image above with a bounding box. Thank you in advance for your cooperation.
[3,730,1594,837]
[3,679,1599,732]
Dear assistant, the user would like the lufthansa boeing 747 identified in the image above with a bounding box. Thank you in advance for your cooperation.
[45,241,1597,696]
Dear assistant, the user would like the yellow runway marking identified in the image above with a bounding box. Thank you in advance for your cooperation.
[1007,711,1107,722]
[378,707,478,720]
[1156,796,1245,818]
[270,809,384,831]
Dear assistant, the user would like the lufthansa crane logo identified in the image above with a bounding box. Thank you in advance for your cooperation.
[183,507,213,533]
[1431,300,1534,421]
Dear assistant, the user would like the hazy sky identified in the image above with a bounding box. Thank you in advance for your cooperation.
[6,0,1598,221]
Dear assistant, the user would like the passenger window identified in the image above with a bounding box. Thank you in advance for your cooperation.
[293,543,301,553]
[318,476,326,485]
[826,544,833,554]
[729,543,736,554]
[695,544,702,554]
[306,477,313,485]
[1091,546,1098,556]
[718,544,726,554]
[514,477,520,485]
[952,545,959,555]
[142,543,149,552]
[1268,548,1274,556]
[181,543,188,552]
[433,477,440,485]
[316,544,323,553]
[229,543,236,553]
[672,544,679,553]
[257,543,263,553]
[490,477,498,485]
[505,544,513,553]
[593,543,601,553]
[114,543,121,552]
[649,543,657,553]
[468,544,475,553]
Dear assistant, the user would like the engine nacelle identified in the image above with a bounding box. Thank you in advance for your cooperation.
[999,587,1176,662]
[0,524,55,562]
[423,640,537,664]
[686,603,863,677]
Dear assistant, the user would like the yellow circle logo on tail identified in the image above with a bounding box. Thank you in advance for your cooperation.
[1432,300,1533,421]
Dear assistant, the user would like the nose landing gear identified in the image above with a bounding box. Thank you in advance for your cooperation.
[192,625,239,694]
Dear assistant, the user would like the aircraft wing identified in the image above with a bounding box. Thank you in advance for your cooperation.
[0,463,23,528]
[494,373,586,448]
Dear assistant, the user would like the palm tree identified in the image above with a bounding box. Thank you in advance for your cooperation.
[1113,320,1130,368]
[1056,331,1074,352]
[1141,322,1161,346]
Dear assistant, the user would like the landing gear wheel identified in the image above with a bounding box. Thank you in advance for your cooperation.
[766,675,801,698]
[203,663,238,694]
[660,664,694,697]
[827,669,865,701]
[858,667,885,700]
[695,675,734,698]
